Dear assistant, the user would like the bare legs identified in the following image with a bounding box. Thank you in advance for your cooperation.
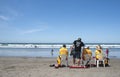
[73,58,75,65]
[78,59,80,66]
[73,58,80,66]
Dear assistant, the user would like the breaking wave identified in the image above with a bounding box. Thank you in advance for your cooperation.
[0,43,120,48]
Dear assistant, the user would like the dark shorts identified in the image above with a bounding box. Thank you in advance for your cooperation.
[73,51,81,59]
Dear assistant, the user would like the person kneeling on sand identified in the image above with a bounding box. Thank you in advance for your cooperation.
[59,44,69,67]
[50,44,69,68]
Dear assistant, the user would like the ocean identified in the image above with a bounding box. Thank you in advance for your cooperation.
[0,43,120,58]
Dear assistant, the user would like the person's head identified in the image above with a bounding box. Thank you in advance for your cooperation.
[63,44,66,48]
[78,37,81,41]
[96,45,102,50]
[86,46,90,49]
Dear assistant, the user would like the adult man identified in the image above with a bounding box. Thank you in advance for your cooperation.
[73,38,85,66]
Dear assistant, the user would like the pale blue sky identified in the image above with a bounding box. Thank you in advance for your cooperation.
[0,0,120,43]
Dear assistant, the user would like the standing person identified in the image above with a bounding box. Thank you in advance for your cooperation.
[51,49,54,56]
[73,38,85,66]
[105,48,110,66]
[59,44,69,67]
[106,48,109,58]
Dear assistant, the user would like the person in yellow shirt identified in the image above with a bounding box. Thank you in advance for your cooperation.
[82,46,92,66]
[95,45,103,60]
[59,44,68,67]
[82,46,92,60]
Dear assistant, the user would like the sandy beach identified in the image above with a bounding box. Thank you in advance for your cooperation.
[0,57,120,77]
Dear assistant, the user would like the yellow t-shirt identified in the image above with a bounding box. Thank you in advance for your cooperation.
[82,48,92,60]
[59,47,68,56]
[95,49,103,60]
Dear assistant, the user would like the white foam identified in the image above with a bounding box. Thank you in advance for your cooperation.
[0,43,120,48]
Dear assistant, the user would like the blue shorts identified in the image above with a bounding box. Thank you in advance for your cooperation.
[73,51,81,59]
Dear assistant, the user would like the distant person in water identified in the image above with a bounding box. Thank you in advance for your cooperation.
[51,49,54,56]
[34,45,37,48]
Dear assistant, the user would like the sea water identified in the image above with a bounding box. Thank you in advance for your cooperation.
[0,43,120,58]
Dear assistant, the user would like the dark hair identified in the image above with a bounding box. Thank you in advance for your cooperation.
[63,44,66,47]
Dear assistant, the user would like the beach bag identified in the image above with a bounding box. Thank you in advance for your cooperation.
[70,48,75,56]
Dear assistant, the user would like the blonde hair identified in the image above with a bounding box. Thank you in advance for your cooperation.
[96,45,102,50]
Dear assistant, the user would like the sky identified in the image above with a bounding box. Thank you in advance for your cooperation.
[0,0,120,43]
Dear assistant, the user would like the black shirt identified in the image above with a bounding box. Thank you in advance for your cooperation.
[73,40,84,51]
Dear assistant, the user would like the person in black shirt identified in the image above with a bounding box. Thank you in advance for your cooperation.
[73,38,85,66]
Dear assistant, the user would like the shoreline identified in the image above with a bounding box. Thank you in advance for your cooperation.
[0,56,120,59]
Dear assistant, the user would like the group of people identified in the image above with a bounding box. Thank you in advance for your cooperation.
[55,38,109,68]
